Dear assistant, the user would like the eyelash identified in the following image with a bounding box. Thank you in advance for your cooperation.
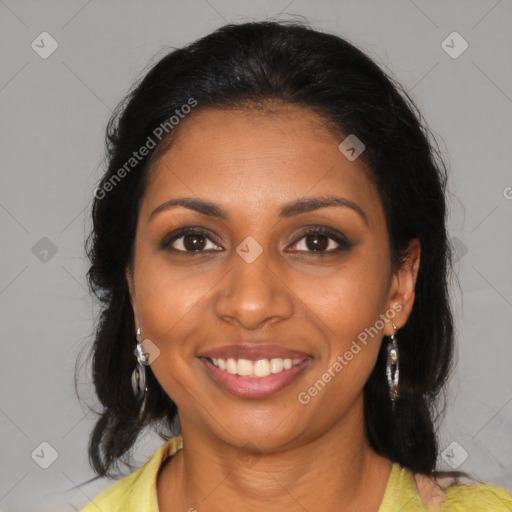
[160,226,352,256]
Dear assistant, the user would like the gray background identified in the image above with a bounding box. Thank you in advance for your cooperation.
[1,0,511,510]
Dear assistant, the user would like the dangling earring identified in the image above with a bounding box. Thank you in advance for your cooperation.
[131,327,148,421]
[386,322,399,410]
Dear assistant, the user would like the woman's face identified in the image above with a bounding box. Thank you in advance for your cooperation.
[127,105,419,451]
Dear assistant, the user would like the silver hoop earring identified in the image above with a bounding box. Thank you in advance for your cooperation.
[386,322,399,408]
[131,327,148,421]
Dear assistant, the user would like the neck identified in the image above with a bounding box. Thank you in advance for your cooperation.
[157,398,392,511]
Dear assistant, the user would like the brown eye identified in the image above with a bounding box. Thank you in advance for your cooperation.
[287,227,352,255]
[181,233,207,251]
[160,228,223,253]
[302,233,332,252]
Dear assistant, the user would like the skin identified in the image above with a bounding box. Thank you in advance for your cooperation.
[126,104,421,511]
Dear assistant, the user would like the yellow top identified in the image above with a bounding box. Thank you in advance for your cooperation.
[80,435,512,511]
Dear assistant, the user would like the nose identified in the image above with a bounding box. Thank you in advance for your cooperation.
[213,248,294,331]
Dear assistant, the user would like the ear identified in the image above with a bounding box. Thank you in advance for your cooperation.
[383,238,421,336]
[125,264,140,331]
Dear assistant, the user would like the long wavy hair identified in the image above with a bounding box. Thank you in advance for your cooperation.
[79,19,454,478]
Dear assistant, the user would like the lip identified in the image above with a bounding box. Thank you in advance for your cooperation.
[197,343,311,361]
[200,356,312,399]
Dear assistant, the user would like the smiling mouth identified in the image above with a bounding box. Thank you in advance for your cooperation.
[199,356,312,399]
[208,357,306,378]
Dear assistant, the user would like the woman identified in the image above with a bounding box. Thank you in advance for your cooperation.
[80,20,511,511]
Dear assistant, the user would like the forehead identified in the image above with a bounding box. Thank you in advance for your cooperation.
[142,106,383,228]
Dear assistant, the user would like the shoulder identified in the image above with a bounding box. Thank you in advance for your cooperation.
[80,435,183,512]
[80,470,141,512]
[441,481,512,511]
[412,471,512,512]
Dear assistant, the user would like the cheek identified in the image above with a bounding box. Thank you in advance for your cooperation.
[293,248,390,387]
[299,252,389,338]
[133,254,208,406]
[293,272,387,412]
[134,251,208,354]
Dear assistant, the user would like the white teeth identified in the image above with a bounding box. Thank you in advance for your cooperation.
[270,358,283,373]
[226,358,237,374]
[253,359,271,377]
[237,359,253,376]
[209,357,305,378]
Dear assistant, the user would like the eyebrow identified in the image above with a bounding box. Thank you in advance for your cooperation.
[148,195,368,226]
